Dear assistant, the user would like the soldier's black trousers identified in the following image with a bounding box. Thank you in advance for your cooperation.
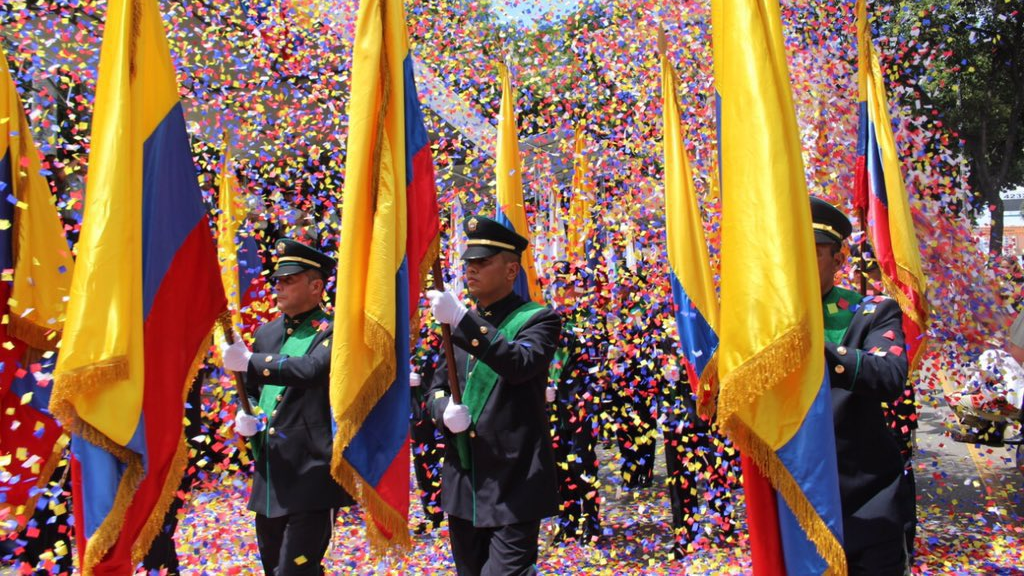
[448,515,541,576]
[255,509,334,576]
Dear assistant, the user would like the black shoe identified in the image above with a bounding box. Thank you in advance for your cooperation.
[951,415,1006,447]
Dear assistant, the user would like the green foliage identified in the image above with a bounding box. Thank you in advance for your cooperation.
[878,0,1024,251]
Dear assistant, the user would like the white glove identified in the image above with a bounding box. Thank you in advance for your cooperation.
[427,290,468,327]
[409,371,422,387]
[443,399,471,433]
[221,335,252,372]
[235,412,259,437]
[545,386,557,403]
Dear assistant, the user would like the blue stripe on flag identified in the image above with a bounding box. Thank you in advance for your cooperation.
[774,375,844,574]
[238,234,262,289]
[403,56,429,186]
[856,102,868,158]
[494,209,532,301]
[0,149,12,271]
[342,258,411,485]
[71,415,151,539]
[669,273,718,377]
[71,434,125,538]
[859,102,889,206]
[141,103,207,318]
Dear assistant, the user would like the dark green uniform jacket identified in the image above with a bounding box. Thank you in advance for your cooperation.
[245,309,355,518]
[427,292,562,528]
[823,288,909,556]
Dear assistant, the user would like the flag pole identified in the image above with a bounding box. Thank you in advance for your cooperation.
[218,316,253,415]
[431,258,462,404]
[858,206,868,295]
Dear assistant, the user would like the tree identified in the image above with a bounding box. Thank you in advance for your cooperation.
[879,0,1024,255]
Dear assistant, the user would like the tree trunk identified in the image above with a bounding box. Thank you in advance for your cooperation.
[990,193,1005,256]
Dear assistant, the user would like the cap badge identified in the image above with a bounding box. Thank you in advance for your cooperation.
[467,217,479,232]
[277,242,286,254]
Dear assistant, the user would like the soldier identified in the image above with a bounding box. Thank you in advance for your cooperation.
[221,238,355,576]
[425,214,561,576]
[606,278,659,490]
[811,197,913,575]
[409,321,445,534]
[546,261,605,544]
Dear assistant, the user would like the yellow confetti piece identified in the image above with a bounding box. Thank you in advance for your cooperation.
[293,555,308,566]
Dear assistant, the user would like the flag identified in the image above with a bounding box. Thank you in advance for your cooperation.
[216,144,246,333]
[0,47,73,534]
[49,0,227,571]
[331,0,441,552]
[539,187,565,264]
[712,1,845,573]
[568,126,593,262]
[854,0,929,371]
[448,194,467,296]
[495,62,543,303]
[660,45,719,418]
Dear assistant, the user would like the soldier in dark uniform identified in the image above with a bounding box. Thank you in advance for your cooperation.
[546,261,605,544]
[853,240,918,560]
[409,320,445,534]
[425,214,561,576]
[811,197,912,575]
[607,284,659,490]
[221,238,355,576]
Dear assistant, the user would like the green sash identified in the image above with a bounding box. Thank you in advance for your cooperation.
[455,301,544,469]
[823,286,860,345]
[548,319,572,385]
[252,309,326,461]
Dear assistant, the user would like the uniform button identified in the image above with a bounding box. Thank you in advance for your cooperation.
[262,368,271,376]
[271,409,278,417]
[276,394,284,401]
[834,365,845,374]
[265,355,273,362]
[287,328,294,335]
[469,431,476,438]
[480,326,488,334]
[837,346,847,356]
[471,339,479,347]
[268,427,276,435]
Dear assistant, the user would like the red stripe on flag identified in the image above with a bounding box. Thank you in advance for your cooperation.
[741,454,786,575]
[406,145,440,310]
[101,218,225,566]
[369,435,411,540]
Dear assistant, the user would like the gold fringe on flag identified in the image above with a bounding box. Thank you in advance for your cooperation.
[716,325,809,425]
[132,328,214,563]
[724,418,848,575]
[49,358,131,430]
[6,317,59,352]
[696,353,719,421]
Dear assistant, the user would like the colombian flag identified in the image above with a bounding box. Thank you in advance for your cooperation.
[854,0,929,371]
[712,0,845,573]
[567,126,593,263]
[0,46,73,534]
[331,0,440,552]
[216,144,246,334]
[495,62,542,303]
[661,45,720,418]
[49,0,227,572]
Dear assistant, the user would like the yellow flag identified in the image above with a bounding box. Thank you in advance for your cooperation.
[1,48,75,350]
[568,126,593,262]
[217,145,243,329]
[713,0,845,571]
[495,62,542,303]
[661,48,719,415]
